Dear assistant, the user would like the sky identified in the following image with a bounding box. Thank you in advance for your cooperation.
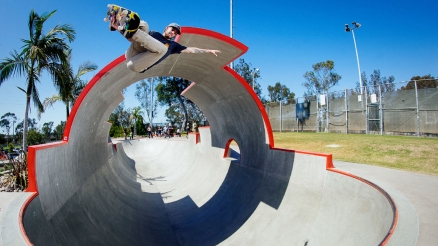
[0,0,437,131]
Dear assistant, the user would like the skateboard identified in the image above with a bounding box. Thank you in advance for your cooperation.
[104,4,140,38]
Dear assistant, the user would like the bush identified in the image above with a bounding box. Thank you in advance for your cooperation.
[27,129,44,145]
[109,125,125,138]
[7,142,14,152]
[0,153,27,192]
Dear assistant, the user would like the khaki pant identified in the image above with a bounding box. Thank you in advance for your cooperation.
[125,21,167,72]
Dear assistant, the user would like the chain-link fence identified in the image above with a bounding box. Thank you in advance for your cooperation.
[264,80,438,137]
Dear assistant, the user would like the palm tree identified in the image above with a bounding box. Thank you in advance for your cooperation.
[130,107,143,136]
[40,49,98,121]
[0,10,75,151]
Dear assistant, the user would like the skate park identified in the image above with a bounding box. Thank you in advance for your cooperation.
[0,27,436,245]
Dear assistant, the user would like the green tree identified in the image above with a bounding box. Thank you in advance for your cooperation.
[53,121,66,140]
[303,60,341,96]
[130,107,143,136]
[234,58,263,99]
[135,116,147,135]
[156,77,193,126]
[358,70,395,94]
[15,118,38,144]
[27,129,44,145]
[108,103,131,138]
[267,82,296,104]
[40,50,97,121]
[0,113,18,144]
[165,98,204,126]
[0,10,75,151]
[135,78,161,125]
[41,121,54,141]
[401,74,437,90]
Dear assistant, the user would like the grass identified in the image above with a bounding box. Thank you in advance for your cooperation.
[272,132,438,176]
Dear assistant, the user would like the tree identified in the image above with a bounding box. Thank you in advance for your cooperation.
[15,118,38,146]
[130,107,143,136]
[164,97,204,126]
[27,129,44,145]
[0,113,18,143]
[401,74,437,90]
[53,121,66,140]
[156,77,194,127]
[303,60,342,96]
[109,103,132,138]
[358,70,395,94]
[40,50,98,121]
[135,116,147,135]
[233,58,264,99]
[0,10,75,151]
[135,78,161,125]
[267,82,296,104]
[41,121,54,141]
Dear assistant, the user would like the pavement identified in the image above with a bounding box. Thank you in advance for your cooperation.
[334,161,438,246]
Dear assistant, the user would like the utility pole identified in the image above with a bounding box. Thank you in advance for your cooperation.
[230,0,234,70]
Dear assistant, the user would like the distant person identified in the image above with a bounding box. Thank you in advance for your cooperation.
[147,125,153,139]
[186,122,190,138]
[169,124,174,137]
[176,128,181,137]
[192,121,197,132]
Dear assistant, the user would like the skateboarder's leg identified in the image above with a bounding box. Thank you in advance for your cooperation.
[125,29,167,72]
[132,28,165,54]
[126,50,165,72]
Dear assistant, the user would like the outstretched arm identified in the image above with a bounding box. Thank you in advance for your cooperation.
[182,47,221,56]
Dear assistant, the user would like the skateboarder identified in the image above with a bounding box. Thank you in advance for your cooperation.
[105,4,220,73]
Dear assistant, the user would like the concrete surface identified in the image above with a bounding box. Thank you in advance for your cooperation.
[0,27,428,245]
[0,192,33,246]
[334,161,438,246]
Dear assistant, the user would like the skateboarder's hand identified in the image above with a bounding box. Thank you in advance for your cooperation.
[208,50,221,57]
[182,47,221,56]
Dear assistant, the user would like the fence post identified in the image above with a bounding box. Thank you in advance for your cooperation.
[280,101,283,132]
[345,89,348,134]
[365,87,369,134]
[415,81,420,137]
[316,95,319,132]
[379,85,383,135]
[326,92,329,132]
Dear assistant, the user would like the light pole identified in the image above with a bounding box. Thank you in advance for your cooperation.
[345,22,363,94]
[230,0,234,70]
[251,68,259,90]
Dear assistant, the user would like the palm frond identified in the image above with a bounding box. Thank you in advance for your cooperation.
[28,10,39,44]
[46,23,76,43]
[38,94,62,119]
[0,50,28,84]
[76,61,98,78]
[17,86,26,94]
[31,78,44,113]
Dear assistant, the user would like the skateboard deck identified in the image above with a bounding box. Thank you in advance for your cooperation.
[104,4,140,38]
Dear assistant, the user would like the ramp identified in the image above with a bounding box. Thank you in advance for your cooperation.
[6,27,412,245]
